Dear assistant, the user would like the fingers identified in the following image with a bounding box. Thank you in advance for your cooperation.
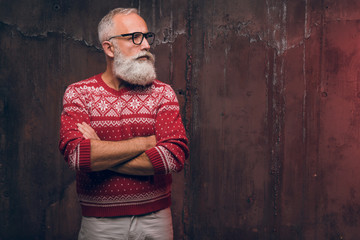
[76,123,89,139]
[77,122,91,134]
[77,122,100,140]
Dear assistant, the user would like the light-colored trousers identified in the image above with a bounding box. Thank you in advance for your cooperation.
[78,207,173,240]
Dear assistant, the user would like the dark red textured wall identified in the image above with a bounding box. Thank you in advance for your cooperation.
[1,0,360,239]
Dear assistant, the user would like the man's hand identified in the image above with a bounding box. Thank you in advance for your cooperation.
[77,122,100,140]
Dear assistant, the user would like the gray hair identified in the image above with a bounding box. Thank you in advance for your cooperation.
[98,8,138,43]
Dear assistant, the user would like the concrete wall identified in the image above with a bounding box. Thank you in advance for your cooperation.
[1,0,360,239]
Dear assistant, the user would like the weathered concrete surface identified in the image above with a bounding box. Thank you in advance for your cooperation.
[1,0,360,239]
[188,0,360,239]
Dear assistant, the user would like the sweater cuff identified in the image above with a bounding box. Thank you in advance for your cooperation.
[79,139,92,172]
[145,147,166,174]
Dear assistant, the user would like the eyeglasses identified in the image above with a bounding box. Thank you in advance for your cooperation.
[108,32,155,45]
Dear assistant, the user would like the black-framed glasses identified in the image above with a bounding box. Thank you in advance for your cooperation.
[108,32,155,45]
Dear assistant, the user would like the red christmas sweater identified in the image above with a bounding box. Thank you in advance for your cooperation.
[59,73,189,217]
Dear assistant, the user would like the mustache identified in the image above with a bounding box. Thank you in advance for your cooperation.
[134,51,155,62]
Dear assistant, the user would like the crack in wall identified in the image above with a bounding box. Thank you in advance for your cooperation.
[217,20,265,42]
[0,20,188,53]
[153,27,187,47]
[212,19,310,56]
[0,20,103,52]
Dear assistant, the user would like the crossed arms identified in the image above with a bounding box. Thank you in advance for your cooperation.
[77,122,155,175]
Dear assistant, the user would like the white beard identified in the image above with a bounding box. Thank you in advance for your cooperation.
[113,47,157,86]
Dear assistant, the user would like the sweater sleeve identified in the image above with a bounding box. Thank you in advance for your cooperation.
[59,85,92,172]
[145,85,189,174]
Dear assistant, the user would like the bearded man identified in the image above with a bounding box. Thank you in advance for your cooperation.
[59,8,189,240]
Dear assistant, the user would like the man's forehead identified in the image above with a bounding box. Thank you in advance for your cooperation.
[113,13,148,33]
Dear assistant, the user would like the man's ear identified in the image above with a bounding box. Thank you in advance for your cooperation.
[102,41,115,58]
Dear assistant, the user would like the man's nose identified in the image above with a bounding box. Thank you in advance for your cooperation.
[140,38,151,51]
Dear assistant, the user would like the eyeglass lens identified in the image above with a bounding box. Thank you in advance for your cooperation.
[133,32,155,45]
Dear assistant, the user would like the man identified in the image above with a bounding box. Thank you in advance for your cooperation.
[59,8,189,239]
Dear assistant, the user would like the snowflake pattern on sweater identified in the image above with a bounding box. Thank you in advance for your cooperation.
[59,74,189,217]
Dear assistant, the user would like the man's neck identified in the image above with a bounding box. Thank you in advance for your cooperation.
[101,69,125,91]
